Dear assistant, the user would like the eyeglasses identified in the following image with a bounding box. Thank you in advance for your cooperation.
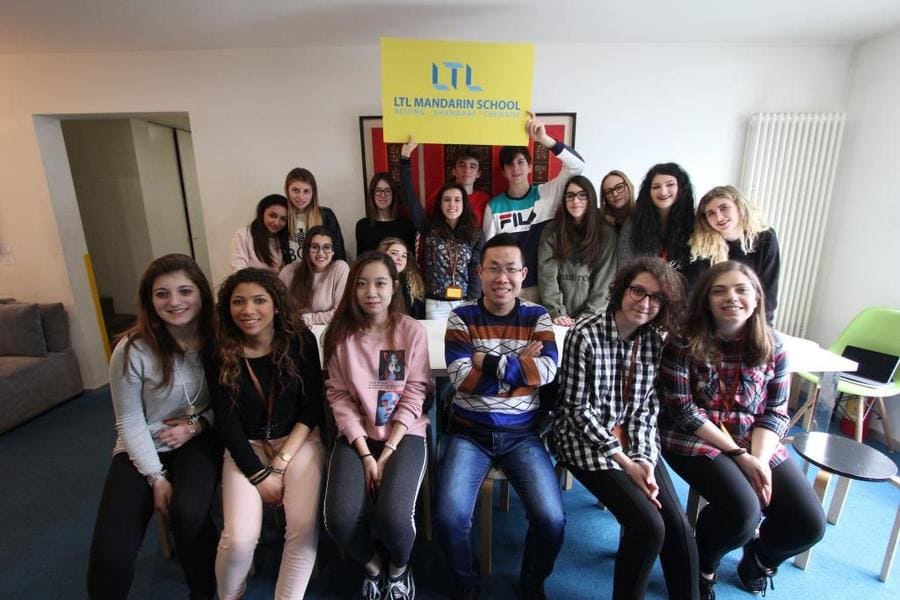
[603,182,627,199]
[483,266,524,276]
[373,187,393,197]
[564,190,588,202]
[309,244,333,254]
[627,285,666,307]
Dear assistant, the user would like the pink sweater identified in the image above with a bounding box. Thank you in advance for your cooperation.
[326,315,432,443]
[279,260,349,325]
[230,225,283,273]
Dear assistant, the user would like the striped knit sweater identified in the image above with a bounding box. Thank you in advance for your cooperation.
[445,298,558,430]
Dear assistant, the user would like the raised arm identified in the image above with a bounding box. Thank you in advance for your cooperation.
[399,136,427,233]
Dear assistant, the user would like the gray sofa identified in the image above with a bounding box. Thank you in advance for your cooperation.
[0,301,84,433]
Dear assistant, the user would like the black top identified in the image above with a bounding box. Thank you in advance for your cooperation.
[686,228,781,323]
[354,217,418,257]
[206,329,324,478]
[399,276,425,319]
[792,432,897,482]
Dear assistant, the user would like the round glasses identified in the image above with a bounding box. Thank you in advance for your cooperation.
[564,190,588,202]
[373,187,393,197]
[309,244,333,254]
[627,285,666,307]
[603,182,627,199]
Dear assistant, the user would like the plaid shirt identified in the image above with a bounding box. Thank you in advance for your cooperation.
[552,311,663,471]
[658,333,790,467]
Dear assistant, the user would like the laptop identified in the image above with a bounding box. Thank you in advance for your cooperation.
[839,345,900,388]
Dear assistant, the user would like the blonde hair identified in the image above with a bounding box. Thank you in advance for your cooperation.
[285,168,324,238]
[689,185,769,264]
[378,237,425,302]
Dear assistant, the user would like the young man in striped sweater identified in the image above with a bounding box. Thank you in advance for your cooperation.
[436,233,564,600]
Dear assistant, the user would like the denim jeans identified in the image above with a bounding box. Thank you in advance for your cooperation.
[435,426,565,591]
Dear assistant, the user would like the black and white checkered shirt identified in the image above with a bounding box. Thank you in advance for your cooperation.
[552,311,663,471]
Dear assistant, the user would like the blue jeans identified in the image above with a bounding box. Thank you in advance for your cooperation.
[435,427,566,591]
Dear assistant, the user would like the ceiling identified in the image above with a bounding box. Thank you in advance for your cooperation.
[1,0,900,54]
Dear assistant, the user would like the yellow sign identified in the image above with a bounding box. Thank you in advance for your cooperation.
[381,38,534,145]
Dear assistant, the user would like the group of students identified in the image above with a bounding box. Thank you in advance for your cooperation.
[86,114,824,600]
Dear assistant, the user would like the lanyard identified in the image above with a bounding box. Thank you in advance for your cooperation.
[447,238,460,281]
[614,333,641,450]
[244,357,276,450]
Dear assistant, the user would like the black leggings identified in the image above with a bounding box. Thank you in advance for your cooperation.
[569,461,699,600]
[664,452,825,573]
[87,431,222,600]
[323,436,426,568]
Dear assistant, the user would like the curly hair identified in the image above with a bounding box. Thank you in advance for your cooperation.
[600,170,635,225]
[430,183,479,243]
[547,175,608,266]
[365,172,399,220]
[214,268,303,399]
[607,256,686,335]
[683,261,772,366]
[629,163,695,267]
[284,167,324,234]
[288,225,336,313]
[378,237,424,302]
[323,251,405,364]
[689,185,770,265]
[249,194,291,268]
[120,254,214,389]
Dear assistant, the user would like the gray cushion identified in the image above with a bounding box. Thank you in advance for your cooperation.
[39,303,69,352]
[0,303,47,357]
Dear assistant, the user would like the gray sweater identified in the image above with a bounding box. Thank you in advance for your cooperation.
[109,337,213,476]
[538,221,618,320]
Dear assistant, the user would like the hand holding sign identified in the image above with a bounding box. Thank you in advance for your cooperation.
[401,135,418,159]
[527,112,556,148]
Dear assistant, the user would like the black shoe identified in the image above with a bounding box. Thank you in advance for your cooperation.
[699,574,716,600]
[362,570,386,600]
[384,566,415,600]
[737,544,776,596]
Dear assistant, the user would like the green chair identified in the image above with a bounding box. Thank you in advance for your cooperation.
[790,306,900,451]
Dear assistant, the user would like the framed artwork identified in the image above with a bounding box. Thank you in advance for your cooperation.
[358,113,576,211]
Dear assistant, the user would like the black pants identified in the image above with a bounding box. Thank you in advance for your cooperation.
[664,452,825,573]
[87,431,222,600]
[569,461,699,600]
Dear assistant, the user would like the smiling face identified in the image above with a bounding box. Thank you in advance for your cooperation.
[355,260,397,325]
[151,270,202,331]
[708,269,759,335]
[451,158,481,187]
[564,182,589,222]
[501,153,532,187]
[618,272,663,331]
[229,282,276,340]
[307,233,335,273]
[650,174,679,215]
[440,188,465,227]
[478,245,526,316]
[287,180,314,212]
[263,205,288,235]
[703,195,742,240]
[602,174,629,210]
[384,242,408,274]
[372,178,394,214]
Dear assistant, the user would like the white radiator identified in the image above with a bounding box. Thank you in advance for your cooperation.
[739,112,846,337]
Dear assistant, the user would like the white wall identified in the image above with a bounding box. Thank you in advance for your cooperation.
[807,28,900,441]
[0,43,853,386]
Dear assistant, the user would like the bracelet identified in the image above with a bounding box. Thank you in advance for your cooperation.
[724,447,748,457]
[146,469,169,487]
[359,453,373,461]
[269,466,286,475]
[384,441,398,452]
[249,468,271,485]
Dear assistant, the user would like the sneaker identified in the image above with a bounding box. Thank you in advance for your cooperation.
[362,570,386,600]
[384,566,415,600]
[737,544,776,596]
[699,573,716,600]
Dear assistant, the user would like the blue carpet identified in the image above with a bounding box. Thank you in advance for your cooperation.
[1,387,898,599]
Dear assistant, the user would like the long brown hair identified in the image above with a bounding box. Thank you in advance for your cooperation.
[323,251,404,364]
[365,173,399,220]
[289,225,335,312]
[284,167,324,234]
[249,194,290,268]
[684,261,772,365]
[120,254,214,389]
[607,256,686,335]
[548,175,608,266]
[214,268,303,398]
[430,183,479,243]
[377,237,424,302]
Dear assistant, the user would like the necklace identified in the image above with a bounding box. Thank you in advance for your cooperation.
[174,354,205,424]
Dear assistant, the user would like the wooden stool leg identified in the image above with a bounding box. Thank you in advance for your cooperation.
[880,503,900,582]
[794,469,832,569]
[155,511,174,560]
[855,397,867,442]
[875,397,895,451]
[826,476,852,525]
[479,479,494,576]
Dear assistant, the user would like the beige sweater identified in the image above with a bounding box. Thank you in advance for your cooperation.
[279,259,349,325]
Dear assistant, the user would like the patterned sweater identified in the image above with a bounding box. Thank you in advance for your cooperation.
[445,299,558,430]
